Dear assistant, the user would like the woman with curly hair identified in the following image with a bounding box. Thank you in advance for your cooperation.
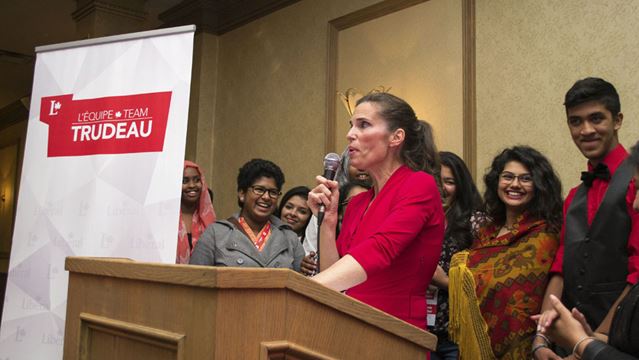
[189,159,305,271]
[448,146,563,359]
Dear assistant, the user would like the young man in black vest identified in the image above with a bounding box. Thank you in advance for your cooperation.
[533,77,639,359]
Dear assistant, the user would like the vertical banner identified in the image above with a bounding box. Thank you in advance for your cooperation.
[0,25,195,359]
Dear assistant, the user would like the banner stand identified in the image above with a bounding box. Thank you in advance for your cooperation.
[0,25,195,359]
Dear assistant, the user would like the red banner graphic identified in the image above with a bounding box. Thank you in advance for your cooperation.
[40,92,172,157]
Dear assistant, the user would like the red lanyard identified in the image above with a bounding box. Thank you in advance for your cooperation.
[238,217,271,251]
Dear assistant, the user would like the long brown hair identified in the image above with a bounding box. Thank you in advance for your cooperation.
[356,92,440,175]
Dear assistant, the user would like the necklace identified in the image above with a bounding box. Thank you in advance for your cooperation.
[504,221,518,232]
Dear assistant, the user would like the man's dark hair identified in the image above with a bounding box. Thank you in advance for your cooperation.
[564,77,620,116]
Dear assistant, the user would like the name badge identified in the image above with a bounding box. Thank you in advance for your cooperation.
[426,287,438,327]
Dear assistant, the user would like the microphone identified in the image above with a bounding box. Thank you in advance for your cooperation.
[318,152,341,226]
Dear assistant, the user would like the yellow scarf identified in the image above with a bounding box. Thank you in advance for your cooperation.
[448,250,495,360]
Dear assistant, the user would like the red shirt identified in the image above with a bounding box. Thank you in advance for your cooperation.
[550,144,639,284]
[337,165,445,329]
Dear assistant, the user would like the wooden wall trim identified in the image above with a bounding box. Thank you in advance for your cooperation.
[325,24,338,153]
[159,0,301,35]
[330,0,429,31]
[462,0,477,178]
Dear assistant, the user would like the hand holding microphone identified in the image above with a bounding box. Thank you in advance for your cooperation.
[307,153,341,274]
[318,153,341,226]
[308,154,341,223]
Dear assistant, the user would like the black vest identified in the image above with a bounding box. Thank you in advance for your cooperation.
[563,159,633,329]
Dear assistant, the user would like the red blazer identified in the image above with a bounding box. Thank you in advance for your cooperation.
[337,165,445,328]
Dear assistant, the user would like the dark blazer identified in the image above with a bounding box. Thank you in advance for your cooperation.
[189,214,304,271]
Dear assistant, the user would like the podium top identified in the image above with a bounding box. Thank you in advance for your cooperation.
[65,256,436,350]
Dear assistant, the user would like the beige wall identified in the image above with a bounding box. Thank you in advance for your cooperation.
[476,0,639,192]
[210,0,380,217]
[336,0,463,156]
[5,0,638,221]
[186,32,219,172]
[205,0,639,213]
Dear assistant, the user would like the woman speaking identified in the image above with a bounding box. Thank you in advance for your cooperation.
[308,93,445,329]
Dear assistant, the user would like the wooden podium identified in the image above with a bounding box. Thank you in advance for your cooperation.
[63,257,436,359]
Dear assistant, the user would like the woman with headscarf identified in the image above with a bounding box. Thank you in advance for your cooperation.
[176,160,216,264]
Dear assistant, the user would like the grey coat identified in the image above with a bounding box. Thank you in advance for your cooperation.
[189,215,305,272]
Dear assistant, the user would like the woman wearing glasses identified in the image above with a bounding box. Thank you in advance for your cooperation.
[190,158,305,272]
[448,146,563,359]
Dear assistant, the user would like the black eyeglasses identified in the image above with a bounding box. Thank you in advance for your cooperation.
[499,172,533,185]
[249,185,281,199]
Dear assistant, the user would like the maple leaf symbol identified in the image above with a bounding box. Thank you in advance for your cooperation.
[115,111,122,118]
[54,101,61,110]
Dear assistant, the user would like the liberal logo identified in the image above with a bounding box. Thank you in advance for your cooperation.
[40,92,172,157]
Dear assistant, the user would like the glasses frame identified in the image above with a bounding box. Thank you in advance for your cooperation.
[249,185,281,199]
[499,171,534,185]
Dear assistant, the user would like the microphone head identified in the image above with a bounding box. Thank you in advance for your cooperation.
[323,152,341,171]
[323,153,341,180]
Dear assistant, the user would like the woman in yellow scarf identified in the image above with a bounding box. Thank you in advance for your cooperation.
[449,146,563,359]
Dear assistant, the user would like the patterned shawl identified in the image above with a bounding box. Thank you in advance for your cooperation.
[449,213,558,359]
[176,161,216,264]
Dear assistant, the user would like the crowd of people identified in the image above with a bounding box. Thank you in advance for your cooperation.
[175,77,639,359]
